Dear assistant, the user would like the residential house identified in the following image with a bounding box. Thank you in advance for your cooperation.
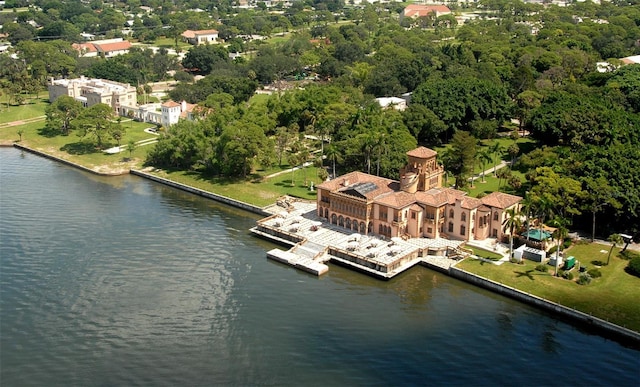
[401,4,452,20]
[92,38,132,58]
[181,29,219,45]
[72,38,132,58]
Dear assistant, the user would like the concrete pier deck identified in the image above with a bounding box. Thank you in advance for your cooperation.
[251,199,466,279]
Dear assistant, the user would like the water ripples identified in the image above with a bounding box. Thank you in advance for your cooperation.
[1,149,638,386]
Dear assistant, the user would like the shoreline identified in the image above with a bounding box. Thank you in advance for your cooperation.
[12,143,129,176]
[6,143,640,344]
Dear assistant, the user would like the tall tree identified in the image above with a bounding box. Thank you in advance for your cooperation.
[45,96,83,135]
[478,148,493,183]
[503,207,523,262]
[550,216,570,276]
[324,143,343,179]
[582,176,622,242]
[448,131,477,189]
[74,103,118,149]
[607,233,623,266]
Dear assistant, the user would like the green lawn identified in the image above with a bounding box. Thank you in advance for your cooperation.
[0,118,157,171]
[0,96,49,124]
[151,37,191,50]
[152,165,322,208]
[468,246,503,260]
[456,243,640,332]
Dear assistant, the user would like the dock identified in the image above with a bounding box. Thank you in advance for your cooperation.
[251,200,467,279]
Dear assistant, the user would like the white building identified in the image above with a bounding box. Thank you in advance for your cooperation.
[48,76,137,111]
[49,76,199,127]
[376,97,407,111]
[181,29,219,45]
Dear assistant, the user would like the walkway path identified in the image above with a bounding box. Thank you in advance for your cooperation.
[264,161,314,179]
[0,116,46,129]
[469,160,510,184]
[104,129,159,154]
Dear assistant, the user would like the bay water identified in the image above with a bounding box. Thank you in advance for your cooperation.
[1,148,637,386]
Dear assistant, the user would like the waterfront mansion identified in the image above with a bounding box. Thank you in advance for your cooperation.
[48,76,197,127]
[316,147,521,243]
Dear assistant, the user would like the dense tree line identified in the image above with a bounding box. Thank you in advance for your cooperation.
[3,0,640,235]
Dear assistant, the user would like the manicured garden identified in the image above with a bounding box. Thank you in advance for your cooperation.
[456,242,640,332]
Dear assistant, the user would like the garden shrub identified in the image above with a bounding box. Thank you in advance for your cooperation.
[548,246,558,255]
[591,260,606,266]
[587,269,602,278]
[535,264,547,272]
[563,238,572,249]
[562,271,574,280]
[628,257,640,278]
[577,273,592,285]
[619,250,640,261]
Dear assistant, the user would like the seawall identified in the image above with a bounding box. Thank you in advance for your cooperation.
[450,265,640,345]
[12,143,128,176]
[6,144,639,343]
[130,169,270,217]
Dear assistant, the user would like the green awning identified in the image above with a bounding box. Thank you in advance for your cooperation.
[522,229,552,241]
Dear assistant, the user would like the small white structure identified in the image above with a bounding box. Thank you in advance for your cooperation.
[375,97,407,111]
[181,29,219,45]
[514,244,546,263]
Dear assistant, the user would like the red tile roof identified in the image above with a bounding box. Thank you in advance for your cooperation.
[481,192,522,209]
[415,187,464,207]
[317,171,397,200]
[182,29,219,39]
[72,43,97,52]
[407,146,437,159]
[459,196,483,210]
[94,40,132,52]
[403,4,451,18]
[162,101,181,108]
[375,191,418,209]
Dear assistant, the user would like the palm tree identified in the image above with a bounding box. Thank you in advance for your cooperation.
[536,196,554,246]
[502,207,523,262]
[324,144,342,179]
[489,142,504,177]
[606,233,623,266]
[373,131,388,177]
[478,148,493,183]
[550,216,569,276]
[520,193,535,241]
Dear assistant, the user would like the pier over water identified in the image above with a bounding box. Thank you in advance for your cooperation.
[251,199,466,279]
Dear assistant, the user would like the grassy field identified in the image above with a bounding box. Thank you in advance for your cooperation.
[152,165,324,208]
[468,246,503,260]
[0,96,49,124]
[456,243,640,332]
[150,37,191,50]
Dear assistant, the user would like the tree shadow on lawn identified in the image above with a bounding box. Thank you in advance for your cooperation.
[514,269,544,281]
[60,141,100,155]
[38,126,63,138]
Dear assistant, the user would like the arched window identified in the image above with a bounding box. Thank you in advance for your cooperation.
[331,214,337,225]
[494,212,499,221]
[461,212,466,222]
[449,209,454,218]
